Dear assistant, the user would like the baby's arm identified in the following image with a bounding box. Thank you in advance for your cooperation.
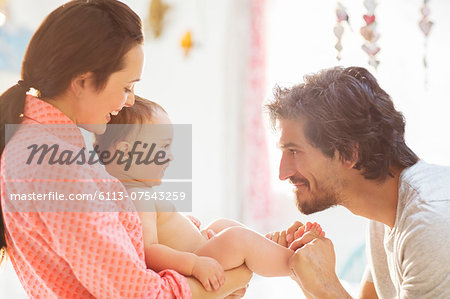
[145,243,225,291]
[138,210,226,291]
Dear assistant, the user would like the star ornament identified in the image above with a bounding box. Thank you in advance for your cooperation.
[180,31,193,56]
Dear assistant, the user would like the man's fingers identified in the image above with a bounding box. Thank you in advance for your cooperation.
[271,231,280,243]
[286,221,304,235]
[293,225,306,240]
[187,215,201,229]
[289,231,321,251]
[200,229,215,240]
[279,230,288,247]
[286,221,304,243]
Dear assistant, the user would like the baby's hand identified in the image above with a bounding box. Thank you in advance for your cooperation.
[192,256,225,292]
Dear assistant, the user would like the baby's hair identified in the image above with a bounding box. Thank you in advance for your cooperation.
[94,95,166,153]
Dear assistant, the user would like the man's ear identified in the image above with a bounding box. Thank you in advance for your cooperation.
[343,143,359,169]
[70,72,94,99]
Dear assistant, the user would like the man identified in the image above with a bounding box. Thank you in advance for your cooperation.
[266,66,450,298]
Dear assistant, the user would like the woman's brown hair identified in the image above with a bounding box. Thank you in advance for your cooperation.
[0,0,143,258]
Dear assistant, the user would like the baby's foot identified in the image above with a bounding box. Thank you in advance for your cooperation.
[304,222,325,237]
[293,222,325,241]
[288,222,327,250]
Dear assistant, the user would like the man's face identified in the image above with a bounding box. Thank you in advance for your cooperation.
[277,118,345,214]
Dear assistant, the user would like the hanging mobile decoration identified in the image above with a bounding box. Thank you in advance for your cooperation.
[360,0,380,69]
[419,0,433,86]
[147,0,170,38]
[180,30,193,56]
[334,2,349,61]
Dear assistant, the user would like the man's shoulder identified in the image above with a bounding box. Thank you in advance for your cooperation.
[399,160,450,211]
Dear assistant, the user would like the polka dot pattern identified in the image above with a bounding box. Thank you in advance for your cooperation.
[1,96,191,298]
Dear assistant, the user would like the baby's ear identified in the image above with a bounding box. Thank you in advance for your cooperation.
[115,141,131,154]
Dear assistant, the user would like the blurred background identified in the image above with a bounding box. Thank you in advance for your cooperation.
[1,0,449,298]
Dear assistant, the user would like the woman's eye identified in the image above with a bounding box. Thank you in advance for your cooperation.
[290,149,298,155]
[124,87,132,93]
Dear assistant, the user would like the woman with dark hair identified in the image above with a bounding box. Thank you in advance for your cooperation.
[0,1,250,298]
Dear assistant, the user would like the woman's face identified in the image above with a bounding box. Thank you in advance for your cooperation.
[78,44,145,134]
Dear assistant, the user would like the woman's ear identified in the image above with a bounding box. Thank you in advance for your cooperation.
[70,72,94,99]
[115,141,132,155]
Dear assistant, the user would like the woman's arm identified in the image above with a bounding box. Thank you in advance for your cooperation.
[37,210,191,298]
[147,243,226,292]
[188,264,252,299]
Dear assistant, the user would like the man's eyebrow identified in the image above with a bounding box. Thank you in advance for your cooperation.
[129,78,141,83]
[278,142,301,149]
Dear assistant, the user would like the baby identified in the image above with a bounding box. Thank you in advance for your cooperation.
[95,96,324,291]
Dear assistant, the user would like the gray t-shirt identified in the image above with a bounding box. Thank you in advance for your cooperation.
[364,160,450,298]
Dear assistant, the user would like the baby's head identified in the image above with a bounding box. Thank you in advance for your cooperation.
[95,96,173,187]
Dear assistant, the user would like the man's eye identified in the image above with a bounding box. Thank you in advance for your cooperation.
[124,88,132,93]
[290,150,298,155]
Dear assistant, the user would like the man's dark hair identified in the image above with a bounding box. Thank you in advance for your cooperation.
[267,66,418,181]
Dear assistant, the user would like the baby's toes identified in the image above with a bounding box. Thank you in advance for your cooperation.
[305,222,321,236]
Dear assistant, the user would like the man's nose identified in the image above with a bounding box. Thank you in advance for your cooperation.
[279,153,296,181]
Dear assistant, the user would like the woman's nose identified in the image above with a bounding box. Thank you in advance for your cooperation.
[124,92,135,107]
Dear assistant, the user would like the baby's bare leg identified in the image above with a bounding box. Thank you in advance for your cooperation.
[205,218,244,234]
[194,226,293,277]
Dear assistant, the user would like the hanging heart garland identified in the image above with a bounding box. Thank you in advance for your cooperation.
[334,2,349,61]
[360,0,380,69]
[419,0,433,37]
[419,0,433,86]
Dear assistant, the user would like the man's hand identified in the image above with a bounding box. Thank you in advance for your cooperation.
[266,221,325,248]
[265,220,304,247]
[186,215,216,240]
[192,256,226,292]
[187,215,202,229]
[289,234,351,298]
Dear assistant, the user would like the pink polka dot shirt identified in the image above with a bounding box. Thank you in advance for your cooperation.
[1,95,192,298]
